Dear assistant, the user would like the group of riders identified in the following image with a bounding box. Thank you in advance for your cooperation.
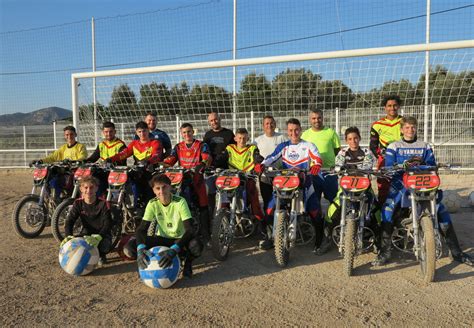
[29,94,472,278]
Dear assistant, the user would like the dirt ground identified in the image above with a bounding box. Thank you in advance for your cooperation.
[0,169,473,327]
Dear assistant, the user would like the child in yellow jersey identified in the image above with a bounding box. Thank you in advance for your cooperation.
[223,128,265,222]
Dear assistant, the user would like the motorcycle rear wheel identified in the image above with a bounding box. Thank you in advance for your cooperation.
[343,218,357,277]
[419,215,436,283]
[211,209,232,261]
[12,194,47,238]
[274,211,290,268]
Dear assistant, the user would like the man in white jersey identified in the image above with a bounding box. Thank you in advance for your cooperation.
[253,115,288,249]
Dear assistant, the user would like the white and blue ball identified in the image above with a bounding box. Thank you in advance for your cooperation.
[59,237,100,276]
[138,246,181,289]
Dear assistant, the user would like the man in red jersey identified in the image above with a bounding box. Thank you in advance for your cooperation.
[163,123,212,244]
[108,121,163,206]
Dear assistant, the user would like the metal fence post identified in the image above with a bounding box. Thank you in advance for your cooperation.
[53,120,57,149]
[250,111,255,141]
[23,125,27,167]
[120,123,125,141]
[335,107,340,136]
[431,104,436,144]
[176,115,180,144]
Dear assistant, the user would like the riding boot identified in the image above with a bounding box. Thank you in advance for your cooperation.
[313,220,334,255]
[258,219,274,250]
[372,221,393,266]
[182,258,193,278]
[441,222,473,266]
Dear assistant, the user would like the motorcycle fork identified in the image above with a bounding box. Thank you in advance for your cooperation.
[339,194,348,253]
[409,194,420,259]
[38,184,47,207]
[288,193,299,243]
[356,197,368,251]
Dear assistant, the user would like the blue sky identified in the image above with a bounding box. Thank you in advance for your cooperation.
[1,0,473,114]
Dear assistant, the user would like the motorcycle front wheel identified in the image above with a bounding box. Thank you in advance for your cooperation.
[343,217,357,277]
[51,198,77,242]
[211,209,232,261]
[419,215,436,283]
[12,194,47,238]
[274,211,290,267]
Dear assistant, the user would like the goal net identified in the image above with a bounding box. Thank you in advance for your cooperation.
[73,41,473,167]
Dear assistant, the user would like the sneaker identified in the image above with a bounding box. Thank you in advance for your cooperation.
[183,260,193,279]
[313,237,332,256]
[97,256,107,268]
[452,252,473,266]
[259,239,274,250]
[371,251,391,267]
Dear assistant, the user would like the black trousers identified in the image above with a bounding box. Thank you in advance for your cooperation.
[125,235,203,261]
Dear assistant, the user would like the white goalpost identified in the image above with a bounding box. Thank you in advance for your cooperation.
[71,40,474,167]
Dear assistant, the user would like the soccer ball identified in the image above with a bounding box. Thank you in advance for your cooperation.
[138,246,181,289]
[59,237,100,276]
[469,191,474,207]
[443,190,462,213]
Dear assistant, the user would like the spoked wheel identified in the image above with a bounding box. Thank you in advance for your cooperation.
[419,215,436,283]
[211,209,232,261]
[274,211,290,267]
[295,216,315,245]
[234,215,255,239]
[12,194,48,238]
[343,218,357,277]
[51,198,80,242]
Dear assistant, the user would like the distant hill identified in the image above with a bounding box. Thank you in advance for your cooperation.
[0,107,72,126]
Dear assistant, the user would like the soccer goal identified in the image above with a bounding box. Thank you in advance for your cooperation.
[72,40,473,167]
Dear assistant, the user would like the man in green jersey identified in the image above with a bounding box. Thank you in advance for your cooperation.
[124,174,203,278]
[301,108,341,253]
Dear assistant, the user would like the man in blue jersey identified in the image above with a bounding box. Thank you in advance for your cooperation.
[372,116,472,267]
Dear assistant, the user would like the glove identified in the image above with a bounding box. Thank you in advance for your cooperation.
[158,244,180,268]
[254,163,265,174]
[310,165,321,176]
[84,234,102,247]
[195,162,206,174]
[137,244,152,270]
[403,157,422,170]
[60,235,74,248]
[62,159,71,165]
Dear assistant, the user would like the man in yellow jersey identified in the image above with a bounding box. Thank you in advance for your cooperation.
[369,95,403,204]
[30,125,88,201]
[223,128,265,223]
[86,121,126,195]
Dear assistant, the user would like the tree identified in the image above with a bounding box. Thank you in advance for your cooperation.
[237,72,272,113]
[78,102,108,121]
[180,84,232,115]
[271,68,322,113]
[108,84,138,118]
[139,82,176,117]
[312,79,354,110]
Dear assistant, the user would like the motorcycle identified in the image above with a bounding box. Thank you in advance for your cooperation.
[209,168,258,261]
[12,161,72,238]
[50,162,108,242]
[263,168,316,267]
[385,164,443,283]
[331,167,378,276]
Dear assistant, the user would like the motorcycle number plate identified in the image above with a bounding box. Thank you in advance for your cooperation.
[403,172,440,191]
[340,176,371,191]
[74,167,92,180]
[273,175,300,190]
[108,171,128,186]
[165,171,183,185]
[33,168,48,181]
[216,176,240,190]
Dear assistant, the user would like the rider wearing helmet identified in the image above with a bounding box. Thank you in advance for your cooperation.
[255,118,323,253]
[163,122,212,245]
[372,116,473,267]
[124,174,203,278]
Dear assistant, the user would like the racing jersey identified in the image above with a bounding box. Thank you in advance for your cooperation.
[370,116,402,156]
[65,198,112,237]
[262,140,322,170]
[163,139,210,168]
[110,139,163,164]
[42,142,87,163]
[335,147,376,170]
[225,144,264,172]
[134,128,171,156]
[142,195,192,239]
[86,138,126,163]
[385,138,436,179]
